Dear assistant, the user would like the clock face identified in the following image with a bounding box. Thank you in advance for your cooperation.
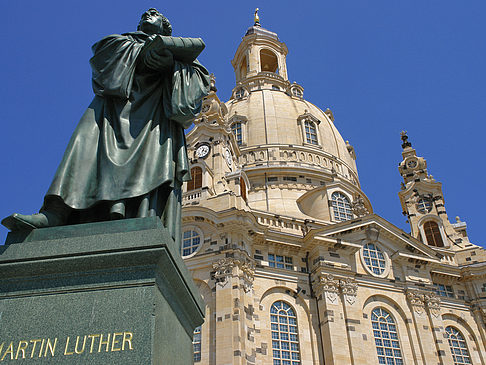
[224,148,232,167]
[407,159,417,169]
[196,144,210,159]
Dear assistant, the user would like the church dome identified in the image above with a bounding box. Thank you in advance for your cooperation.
[225,88,358,182]
[221,18,369,219]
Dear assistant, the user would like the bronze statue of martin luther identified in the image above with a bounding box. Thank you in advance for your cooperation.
[2,8,210,247]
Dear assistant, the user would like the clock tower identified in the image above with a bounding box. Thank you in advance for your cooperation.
[398,131,470,249]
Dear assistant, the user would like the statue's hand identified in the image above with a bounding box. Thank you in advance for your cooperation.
[144,48,174,71]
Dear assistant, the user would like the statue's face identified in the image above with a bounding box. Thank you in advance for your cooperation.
[139,8,164,35]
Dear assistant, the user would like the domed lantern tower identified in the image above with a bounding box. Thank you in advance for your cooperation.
[226,12,371,221]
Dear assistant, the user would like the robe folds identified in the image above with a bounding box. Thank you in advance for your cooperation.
[43,31,210,244]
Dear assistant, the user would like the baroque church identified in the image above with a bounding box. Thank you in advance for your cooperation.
[181,14,486,365]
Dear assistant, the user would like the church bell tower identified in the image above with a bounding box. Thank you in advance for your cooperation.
[398,132,470,249]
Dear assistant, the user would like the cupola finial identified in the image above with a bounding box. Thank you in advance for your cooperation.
[400,130,412,149]
[254,8,261,26]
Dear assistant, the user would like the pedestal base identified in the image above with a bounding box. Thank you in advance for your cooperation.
[0,217,203,364]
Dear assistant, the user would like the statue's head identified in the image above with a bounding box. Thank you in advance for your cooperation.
[137,8,172,36]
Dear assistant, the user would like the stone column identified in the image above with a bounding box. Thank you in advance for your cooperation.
[314,274,352,365]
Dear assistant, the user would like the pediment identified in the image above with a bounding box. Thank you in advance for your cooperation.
[297,111,320,125]
[308,214,442,264]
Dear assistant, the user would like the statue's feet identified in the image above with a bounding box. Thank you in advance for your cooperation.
[1,211,63,231]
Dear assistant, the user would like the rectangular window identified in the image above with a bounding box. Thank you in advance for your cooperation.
[283,176,297,182]
[267,177,278,182]
[433,283,454,298]
[268,254,293,270]
[231,122,243,146]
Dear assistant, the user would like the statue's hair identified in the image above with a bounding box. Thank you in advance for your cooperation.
[137,8,172,36]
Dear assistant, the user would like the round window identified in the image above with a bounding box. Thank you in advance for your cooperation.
[181,229,202,257]
[292,88,302,97]
[416,198,432,214]
[362,243,388,276]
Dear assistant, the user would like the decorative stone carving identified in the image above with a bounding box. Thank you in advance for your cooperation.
[406,289,426,315]
[212,257,255,292]
[424,292,441,317]
[239,260,256,293]
[352,195,369,217]
[406,289,441,317]
[339,277,358,305]
[316,274,340,303]
[212,258,236,288]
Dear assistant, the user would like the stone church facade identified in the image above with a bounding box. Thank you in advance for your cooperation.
[181,19,486,365]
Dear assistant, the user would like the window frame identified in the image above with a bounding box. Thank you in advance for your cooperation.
[416,198,432,214]
[192,325,202,362]
[187,166,203,191]
[422,220,445,247]
[304,120,318,145]
[433,283,454,298]
[330,191,353,222]
[228,115,248,147]
[270,301,301,365]
[231,121,243,146]
[181,227,203,258]
[297,113,321,148]
[360,242,391,278]
[445,326,472,365]
[268,253,294,271]
[370,307,404,365]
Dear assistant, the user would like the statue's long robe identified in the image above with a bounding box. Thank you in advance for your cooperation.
[44,31,210,245]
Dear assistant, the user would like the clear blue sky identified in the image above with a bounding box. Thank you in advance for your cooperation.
[0,1,484,246]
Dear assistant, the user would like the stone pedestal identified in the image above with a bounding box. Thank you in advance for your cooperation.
[0,217,203,364]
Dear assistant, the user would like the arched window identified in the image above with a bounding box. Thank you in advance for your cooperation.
[260,49,278,73]
[304,121,318,145]
[181,229,201,257]
[445,326,472,365]
[371,308,403,365]
[187,167,202,191]
[231,122,243,146]
[330,192,353,222]
[270,301,301,364]
[239,56,247,80]
[423,221,444,247]
[192,325,202,362]
[240,177,247,201]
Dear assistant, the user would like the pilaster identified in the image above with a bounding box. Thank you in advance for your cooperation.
[313,274,352,365]
[425,293,456,364]
[338,277,362,365]
[213,253,255,364]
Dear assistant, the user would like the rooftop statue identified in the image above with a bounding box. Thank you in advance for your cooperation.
[2,8,210,247]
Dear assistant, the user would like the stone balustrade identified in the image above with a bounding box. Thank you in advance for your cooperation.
[239,145,359,186]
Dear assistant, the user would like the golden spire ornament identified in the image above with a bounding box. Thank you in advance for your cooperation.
[254,8,261,26]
